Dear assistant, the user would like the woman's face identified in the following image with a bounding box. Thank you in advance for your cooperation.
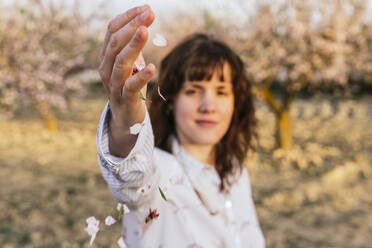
[174,63,235,147]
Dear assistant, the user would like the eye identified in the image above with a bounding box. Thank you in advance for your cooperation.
[184,89,196,95]
[217,91,228,96]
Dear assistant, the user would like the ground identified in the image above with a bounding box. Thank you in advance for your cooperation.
[0,92,371,247]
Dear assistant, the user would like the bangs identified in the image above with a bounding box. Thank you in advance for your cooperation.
[185,50,229,82]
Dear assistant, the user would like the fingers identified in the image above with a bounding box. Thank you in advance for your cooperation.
[101,8,154,77]
[123,63,155,96]
[110,26,149,97]
[99,6,155,95]
[99,5,148,62]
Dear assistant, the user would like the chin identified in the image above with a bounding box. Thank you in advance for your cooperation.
[192,133,223,145]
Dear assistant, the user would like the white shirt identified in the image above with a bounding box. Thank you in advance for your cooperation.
[97,101,265,248]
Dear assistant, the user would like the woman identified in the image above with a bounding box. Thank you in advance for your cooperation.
[97,4,265,248]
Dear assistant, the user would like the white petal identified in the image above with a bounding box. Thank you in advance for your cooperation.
[105,216,116,226]
[129,123,143,135]
[86,216,99,226]
[85,224,99,235]
[152,33,168,47]
[134,52,146,71]
[117,203,123,212]
[117,236,127,248]
[89,232,97,246]
[124,204,130,213]
[117,203,130,213]
[157,86,166,101]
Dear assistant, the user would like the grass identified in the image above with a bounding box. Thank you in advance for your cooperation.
[0,91,371,247]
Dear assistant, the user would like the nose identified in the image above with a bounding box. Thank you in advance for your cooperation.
[198,92,216,113]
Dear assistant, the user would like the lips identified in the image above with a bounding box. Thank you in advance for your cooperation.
[195,120,217,127]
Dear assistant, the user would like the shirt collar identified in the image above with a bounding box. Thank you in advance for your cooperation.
[170,135,221,185]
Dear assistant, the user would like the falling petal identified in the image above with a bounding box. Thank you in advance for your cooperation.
[85,224,99,236]
[117,236,127,248]
[157,86,166,101]
[86,216,99,226]
[84,218,99,246]
[158,186,167,201]
[117,203,122,212]
[105,216,116,226]
[89,232,97,246]
[152,33,168,47]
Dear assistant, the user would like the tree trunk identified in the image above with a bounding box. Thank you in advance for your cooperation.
[276,89,294,150]
[253,80,294,150]
[277,108,293,150]
[36,101,57,132]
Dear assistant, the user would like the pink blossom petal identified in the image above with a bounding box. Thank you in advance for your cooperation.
[157,86,166,101]
[117,236,127,248]
[152,33,168,47]
[105,216,116,226]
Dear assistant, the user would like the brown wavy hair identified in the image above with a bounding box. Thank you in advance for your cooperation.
[149,34,256,191]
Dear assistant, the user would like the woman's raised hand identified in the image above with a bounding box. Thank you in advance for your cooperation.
[99,5,155,129]
[98,5,155,157]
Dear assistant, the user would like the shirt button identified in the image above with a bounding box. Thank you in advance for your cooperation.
[225,200,232,209]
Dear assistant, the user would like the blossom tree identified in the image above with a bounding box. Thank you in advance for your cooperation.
[0,0,102,131]
[240,0,371,149]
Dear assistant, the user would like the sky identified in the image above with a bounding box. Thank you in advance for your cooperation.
[3,0,372,27]
[2,0,255,27]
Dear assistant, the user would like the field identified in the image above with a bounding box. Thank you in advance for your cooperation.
[1,91,371,247]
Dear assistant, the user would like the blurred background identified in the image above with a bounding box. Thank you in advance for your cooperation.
[0,0,371,247]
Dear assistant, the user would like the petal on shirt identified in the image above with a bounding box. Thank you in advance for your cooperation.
[136,184,151,196]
